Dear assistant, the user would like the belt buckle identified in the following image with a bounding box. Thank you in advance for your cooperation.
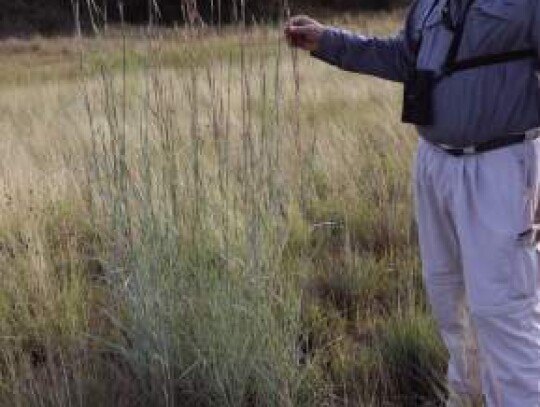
[436,143,474,156]
[437,143,455,152]
[525,128,540,141]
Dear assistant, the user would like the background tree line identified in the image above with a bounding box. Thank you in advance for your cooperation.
[0,0,408,37]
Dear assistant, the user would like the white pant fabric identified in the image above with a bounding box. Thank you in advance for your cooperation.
[414,138,540,407]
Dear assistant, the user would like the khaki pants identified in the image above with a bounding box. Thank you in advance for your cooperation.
[414,138,540,407]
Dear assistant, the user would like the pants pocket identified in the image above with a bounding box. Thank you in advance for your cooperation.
[508,240,538,301]
[513,141,540,300]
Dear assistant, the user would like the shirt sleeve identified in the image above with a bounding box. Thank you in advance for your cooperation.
[310,11,418,83]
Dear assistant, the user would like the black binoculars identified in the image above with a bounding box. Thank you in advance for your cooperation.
[402,69,436,126]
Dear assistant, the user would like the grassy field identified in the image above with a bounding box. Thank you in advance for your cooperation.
[0,12,449,407]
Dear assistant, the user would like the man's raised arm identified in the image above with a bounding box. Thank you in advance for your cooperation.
[285,14,417,83]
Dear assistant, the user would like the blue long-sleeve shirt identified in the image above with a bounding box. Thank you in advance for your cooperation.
[312,0,540,147]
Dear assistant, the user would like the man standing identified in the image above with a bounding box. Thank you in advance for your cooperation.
[285,1,540,406]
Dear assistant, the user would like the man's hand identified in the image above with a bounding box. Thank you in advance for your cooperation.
[284,15,325,52]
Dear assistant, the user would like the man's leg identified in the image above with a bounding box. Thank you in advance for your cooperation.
[414,140,483,404]
[453,141,540,407]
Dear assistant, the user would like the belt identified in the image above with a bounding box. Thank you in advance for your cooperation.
[430,128,540,157]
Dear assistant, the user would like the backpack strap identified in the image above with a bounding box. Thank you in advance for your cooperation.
[441,0,535,75]
[411,0,536,77]
[445,49,537,74]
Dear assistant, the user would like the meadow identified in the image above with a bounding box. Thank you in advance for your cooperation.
[0,12,449,406]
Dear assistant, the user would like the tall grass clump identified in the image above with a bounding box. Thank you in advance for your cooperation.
[81,24,322,405]
[79,20,444,404]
